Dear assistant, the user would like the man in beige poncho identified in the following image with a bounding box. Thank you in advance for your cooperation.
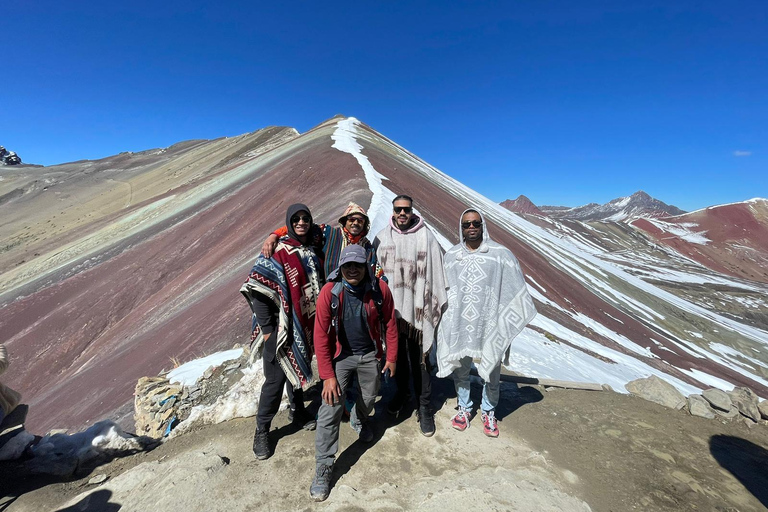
[374,194,446,436]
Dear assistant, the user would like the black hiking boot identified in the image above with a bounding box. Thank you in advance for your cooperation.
[252,428,270,460]
[386,393,410,417]
[292,408,317,431]
[417,405,435,437]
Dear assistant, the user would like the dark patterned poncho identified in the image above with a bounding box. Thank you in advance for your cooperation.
[240,237,324,389]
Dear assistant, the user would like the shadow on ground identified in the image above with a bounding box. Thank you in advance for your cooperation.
[710,434,768,507]
[53,489,121,512]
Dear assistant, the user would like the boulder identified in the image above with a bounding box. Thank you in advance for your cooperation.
[728,387,761,422]
[714,405,739,420]
[701,388,732,412]
[687,395,716,419]
[759,400,768,421]
[625,375,686,410]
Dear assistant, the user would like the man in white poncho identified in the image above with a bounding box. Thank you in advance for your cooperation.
[436,208,537,437]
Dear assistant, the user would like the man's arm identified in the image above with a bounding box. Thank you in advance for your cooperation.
[313,286,342,405]
[261,226,289,257]
[379,281,399,368]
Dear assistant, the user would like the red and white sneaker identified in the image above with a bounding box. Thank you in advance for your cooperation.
[451,407,472,431]
[481,411,499,438]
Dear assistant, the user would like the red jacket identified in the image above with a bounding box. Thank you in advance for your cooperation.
[314,278,398,380]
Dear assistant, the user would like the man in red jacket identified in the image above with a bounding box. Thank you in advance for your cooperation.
[310,245,398,502]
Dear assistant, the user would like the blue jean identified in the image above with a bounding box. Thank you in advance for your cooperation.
[452,356,501,413]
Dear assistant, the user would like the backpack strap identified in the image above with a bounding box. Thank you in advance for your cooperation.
[330,281,344,332]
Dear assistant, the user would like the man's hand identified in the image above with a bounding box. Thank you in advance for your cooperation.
[321,377,342,406]
[261,234,279,258]
[381,361,396,378]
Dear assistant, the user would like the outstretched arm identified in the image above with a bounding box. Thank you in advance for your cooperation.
[260,226,289,257]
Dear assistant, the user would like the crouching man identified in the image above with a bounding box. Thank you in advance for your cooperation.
[310,245,398,502]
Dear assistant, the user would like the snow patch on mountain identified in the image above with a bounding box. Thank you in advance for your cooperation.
[644,219,710,245]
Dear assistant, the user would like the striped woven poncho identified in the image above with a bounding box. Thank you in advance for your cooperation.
[240,237,324,389]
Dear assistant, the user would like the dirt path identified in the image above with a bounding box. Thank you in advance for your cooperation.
[2,380,767,511]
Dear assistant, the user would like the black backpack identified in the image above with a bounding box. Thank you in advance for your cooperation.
[329,278,387,347]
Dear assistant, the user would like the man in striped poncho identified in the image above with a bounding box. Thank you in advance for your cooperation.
[261,202,383,280]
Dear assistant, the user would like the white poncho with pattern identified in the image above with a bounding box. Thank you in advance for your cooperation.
[436,209,537,381]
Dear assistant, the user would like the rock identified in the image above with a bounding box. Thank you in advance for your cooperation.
[687,395,715,419]
[625,375,686,410]
[601,384,614,392]
[714,405,739,420]
[758,400,768,420]
[728,387,761,422]
[701,388,732,412]
[88,474,109,485]
[203,367,214,380]
[0,430,35,461]
[224,362,241,373]
[28,420,157,477]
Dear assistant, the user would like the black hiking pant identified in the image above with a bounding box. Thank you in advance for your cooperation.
[393,326,432,409]
[256,335,306,431]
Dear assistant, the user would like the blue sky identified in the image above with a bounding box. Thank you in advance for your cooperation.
[1,1,765,211]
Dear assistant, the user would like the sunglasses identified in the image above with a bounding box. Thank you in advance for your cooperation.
[461,220,483,229]
[346,216,366,224]
[394,206,412,214]
[291,215,311,224]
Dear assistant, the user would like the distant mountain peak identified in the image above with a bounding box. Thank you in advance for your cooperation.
[500,195,545,216]
[538,192,686,222]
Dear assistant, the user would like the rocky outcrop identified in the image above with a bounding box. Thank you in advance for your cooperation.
[687,395,716,419]
[701,388,731,411]
[623,378,767,426]
[728,387,761,422]
[134,349,252,439]
[759,400,768,420]
[625,375,686,410]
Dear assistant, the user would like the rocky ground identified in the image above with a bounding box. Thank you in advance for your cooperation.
[1,378,767,512]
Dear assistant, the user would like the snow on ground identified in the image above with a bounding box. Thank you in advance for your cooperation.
[332,118,396,238]
[24,421,155,474]
[332,117,454,252]
[670,197,768,217]
[168,348,244,386]
[526,275,547,294]
[510,319,701,397]
[171,361,265,437]
[644,219,710,245]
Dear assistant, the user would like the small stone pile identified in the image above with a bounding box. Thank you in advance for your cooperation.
[134,378,185,438]
[625,375,768,427]
[134,350,249,438]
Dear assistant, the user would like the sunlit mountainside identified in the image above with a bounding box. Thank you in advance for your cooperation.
[1,116,766,434]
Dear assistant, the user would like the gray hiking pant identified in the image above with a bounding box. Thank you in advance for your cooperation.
[315,350,380,464]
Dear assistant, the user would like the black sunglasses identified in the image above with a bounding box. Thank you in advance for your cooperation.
[291,215,311,224]
[461,220,483,229]
[346,216,366,224]
[394,206,412,214]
